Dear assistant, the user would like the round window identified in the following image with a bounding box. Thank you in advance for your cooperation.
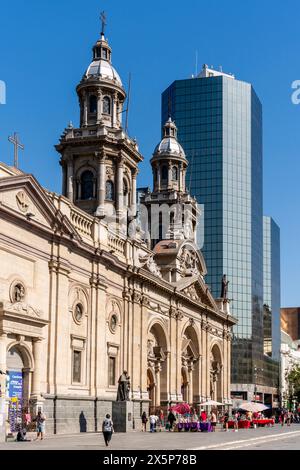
[110,314,118,333]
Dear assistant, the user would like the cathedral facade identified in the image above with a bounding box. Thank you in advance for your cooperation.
[0,23,236,434]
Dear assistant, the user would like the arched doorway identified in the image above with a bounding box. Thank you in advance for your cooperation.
[181,325,200,405]
[147,323,168,408]
[6,345,32,432]
[210,344,223,402]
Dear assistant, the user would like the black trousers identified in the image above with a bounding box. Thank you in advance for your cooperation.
[103,431,112,446]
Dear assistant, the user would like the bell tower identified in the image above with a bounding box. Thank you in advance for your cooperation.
[141,118,199,248]
[56,16,142,219]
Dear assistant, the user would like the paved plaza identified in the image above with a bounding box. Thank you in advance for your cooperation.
[1,424,300,451]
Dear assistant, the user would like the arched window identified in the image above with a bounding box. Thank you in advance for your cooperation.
[106,180,114,201]
[172,166,178,181]
[161,166,168,181]
[103,96,111,115]
[89,95,97,114]
[81,171,94,200]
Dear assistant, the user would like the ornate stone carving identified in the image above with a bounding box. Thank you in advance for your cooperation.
[183,284,199,302]
[12,283,26,303]
[132,291,142,304]
[2,301,42,318]
[179,248,199,277]
[139,254,162,279]
[16,191,30,213]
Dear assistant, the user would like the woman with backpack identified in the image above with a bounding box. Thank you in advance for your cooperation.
[102,414,114,446]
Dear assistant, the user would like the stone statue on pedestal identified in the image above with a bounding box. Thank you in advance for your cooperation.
[116,370,130,401]
[221,275,229,300]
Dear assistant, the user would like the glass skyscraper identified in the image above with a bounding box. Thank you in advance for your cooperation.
[162,65,280,404]
[263,216,281,360]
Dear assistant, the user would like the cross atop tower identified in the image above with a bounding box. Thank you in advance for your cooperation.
[100,11,107,35]
[8,132,24,168]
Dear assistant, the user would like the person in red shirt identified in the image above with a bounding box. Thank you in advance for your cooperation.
[200,409,207,422]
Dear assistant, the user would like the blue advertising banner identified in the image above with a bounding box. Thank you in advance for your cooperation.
[8,371,23,398]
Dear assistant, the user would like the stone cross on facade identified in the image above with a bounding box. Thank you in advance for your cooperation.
[8,132,24,168]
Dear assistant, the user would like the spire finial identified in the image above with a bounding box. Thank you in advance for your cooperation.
[100,11,107,36]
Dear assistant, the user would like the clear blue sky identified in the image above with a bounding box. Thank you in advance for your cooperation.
[0,0,299,307]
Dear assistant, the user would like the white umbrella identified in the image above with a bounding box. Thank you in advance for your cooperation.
[238,402,269,412]
[199,400,224,406]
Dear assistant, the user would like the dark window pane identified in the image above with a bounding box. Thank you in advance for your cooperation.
[108,357,116,385]
[73,351,81,383]
[81,171,94,200]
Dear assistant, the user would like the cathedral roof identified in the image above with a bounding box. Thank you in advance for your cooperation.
[85,59,122,86]
[153,118,186,159]
[84,33,123,87]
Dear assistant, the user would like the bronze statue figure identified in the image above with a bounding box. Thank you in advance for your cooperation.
[221,275,229,300]
[116,370,130,401]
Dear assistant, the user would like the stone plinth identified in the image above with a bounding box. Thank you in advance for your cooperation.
[112,401,133,433]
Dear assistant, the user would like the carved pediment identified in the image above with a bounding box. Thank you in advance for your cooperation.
[1,301,42,318]
[0,174,82,242]
[176,277,217,310]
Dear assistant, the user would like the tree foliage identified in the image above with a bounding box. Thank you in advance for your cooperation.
[286,364,300,400]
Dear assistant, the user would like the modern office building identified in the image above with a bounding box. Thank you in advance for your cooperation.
[281,307,300,341]
[263,216,281,360]
[162,65,280,406]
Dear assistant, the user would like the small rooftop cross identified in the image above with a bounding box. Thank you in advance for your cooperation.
[8,132,24,168]
[100,11,107,35]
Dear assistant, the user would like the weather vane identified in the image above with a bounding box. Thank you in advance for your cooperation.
[100,11,107,35]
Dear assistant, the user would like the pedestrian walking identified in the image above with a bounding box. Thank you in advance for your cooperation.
[223,411,229,432]
[210,410,217,432]
[141,411,148,432]
[149,413,158,432]
[102,414,114,447]
[167,411,176,431]
[233,411,239,432]
[280,410,285,427]
[33,410,46,440]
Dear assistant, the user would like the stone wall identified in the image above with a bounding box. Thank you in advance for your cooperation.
[42,396,149,434]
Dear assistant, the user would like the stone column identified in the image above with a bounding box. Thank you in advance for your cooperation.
[155,363,161,408]
[112,92,118,128]
[83,92,88,127]
[62,165,67,196]
[97,89,102,124]
[131,292,142,399]
[67,158,74,202]
[130,169,137,218]
[201,322,207,400]
[156,165,161,192]
[182,169,187,192]
[96,152,106,218]
[116,157,124,218]
[188,363,194,405]
[227,334,231,402]
[179,162,183,192]
[31,338,43,398]
[168,162,173,189]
